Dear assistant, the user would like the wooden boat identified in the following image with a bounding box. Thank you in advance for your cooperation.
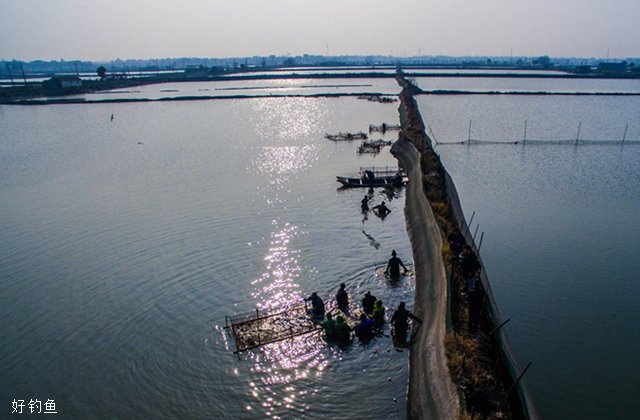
[337,166,406,188]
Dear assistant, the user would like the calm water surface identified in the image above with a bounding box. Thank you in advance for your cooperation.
[415,76,640,93]
[418,95,640,419]
[420,94,640,143]
[0,97,413,418]
[58,78,401,102]
[226,69,569,77]
[5,76,638,419]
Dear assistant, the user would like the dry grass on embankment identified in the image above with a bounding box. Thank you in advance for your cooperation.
[398,85,519,420]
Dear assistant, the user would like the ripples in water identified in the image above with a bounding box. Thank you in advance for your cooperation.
[1,97,409,418]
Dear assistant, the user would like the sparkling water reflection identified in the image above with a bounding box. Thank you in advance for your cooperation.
[0,96,411,419]
[251,222,305,312]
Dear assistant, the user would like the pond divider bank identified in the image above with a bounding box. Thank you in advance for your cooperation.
[393,74,538,419]
[420,90,640,96]
[3,92,396,106]
[391,136,460,419]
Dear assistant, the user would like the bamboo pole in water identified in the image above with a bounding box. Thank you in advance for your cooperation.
[506,362,533,399]
[463,211,476,238]
[6,64,15,86]
[477,232,485,254]
[490,318,512,336]
[19,63,27,85]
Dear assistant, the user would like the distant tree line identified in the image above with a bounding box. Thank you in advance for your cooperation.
[3,54,640,79]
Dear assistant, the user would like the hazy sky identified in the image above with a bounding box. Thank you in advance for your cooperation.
[1,0,638,61]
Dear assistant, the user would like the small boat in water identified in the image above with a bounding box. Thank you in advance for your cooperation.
[337,166,406,188]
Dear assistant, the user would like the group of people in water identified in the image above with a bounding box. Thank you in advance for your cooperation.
[302,179,417,347]
[305,250,420,346]
[359,173,405,221]
[361,194,391,219]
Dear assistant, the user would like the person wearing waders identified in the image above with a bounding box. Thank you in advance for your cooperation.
[373,201,391,218]
[391,302,421,344]
[305,292,325,321]
[321,313,336,340]
[354,313,375,341]
[336,283,349,313]
[385,250,407,281]
[334,316,352,344]
[362,291,377,315]
[372,300,386,328]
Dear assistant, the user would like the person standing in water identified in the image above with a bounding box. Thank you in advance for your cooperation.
[336,283,349,313]
[372,300,386,328]
[321,313,336,340]
[372,201,391,218]
[385,250,408,281]
[391,302,422,344]
[354,313,375,341]
[361,194,371,213]
[362,291,377,315]
[334,316,352,344]
[305,292,325,321]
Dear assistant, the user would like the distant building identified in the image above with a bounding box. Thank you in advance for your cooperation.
[42,75,82,94]
[42,75,82,91]
[58,75,82,88]
[597,62,628,74]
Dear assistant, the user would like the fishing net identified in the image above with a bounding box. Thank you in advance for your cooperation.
[228,305,320,352]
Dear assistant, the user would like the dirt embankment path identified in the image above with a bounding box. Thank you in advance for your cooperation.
[391,138,459,419]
